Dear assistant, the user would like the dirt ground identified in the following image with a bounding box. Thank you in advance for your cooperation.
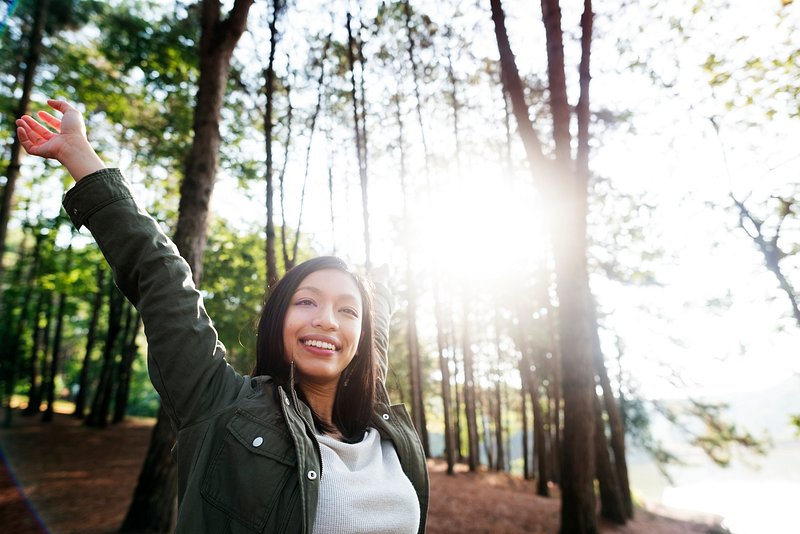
[0,408,727,534]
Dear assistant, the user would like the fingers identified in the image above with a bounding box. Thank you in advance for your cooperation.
[37,110,62,131]
[46,99,75,114]
[16,124,42,155]
[19,114,55,140]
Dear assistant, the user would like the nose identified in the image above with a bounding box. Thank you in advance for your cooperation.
[312,304,338,330]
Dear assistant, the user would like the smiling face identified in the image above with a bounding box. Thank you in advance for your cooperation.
[282,269,364,388]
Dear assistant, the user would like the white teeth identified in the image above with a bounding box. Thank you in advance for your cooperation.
[304,339,336,350]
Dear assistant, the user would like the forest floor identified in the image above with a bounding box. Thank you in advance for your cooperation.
[0,406,729,534]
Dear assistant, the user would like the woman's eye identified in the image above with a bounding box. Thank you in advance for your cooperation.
[340,307,359,318]
[296,298,315,306]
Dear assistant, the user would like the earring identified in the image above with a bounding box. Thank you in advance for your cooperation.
[343,366,354,387]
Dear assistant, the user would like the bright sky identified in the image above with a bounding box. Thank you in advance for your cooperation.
[214,0,800,401]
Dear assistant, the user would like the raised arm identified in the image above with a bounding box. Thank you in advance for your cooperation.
[17,101,245,428]
[369,265,394,383]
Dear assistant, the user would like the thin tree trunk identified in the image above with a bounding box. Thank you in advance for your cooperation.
[113,307,141,424]
[264,0,283,288]
[594,391,626,524]
[594,324,633,518]
[530,356,550,496]
[85,282,124,428]
[394,94,430,456]
[434,280,455,474]
[0,0,49,292]
[278,82,294,270]
[26,292,53,416]
[73,266,106,419]
[453,330,464,463]
[22,290,46,416]
[345,10,371,269]
[520,367,531,479]
[461,296,480,471]
[42,241,73,423]
[492,314,505,472]
[326,151,337,254]
[2,229,42,425]
[479,388,494,469]
[123,2,253,530]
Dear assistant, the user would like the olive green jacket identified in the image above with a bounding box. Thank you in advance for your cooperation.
[63,169,429,533]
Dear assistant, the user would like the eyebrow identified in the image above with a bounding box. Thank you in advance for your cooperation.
[294,286,361,305]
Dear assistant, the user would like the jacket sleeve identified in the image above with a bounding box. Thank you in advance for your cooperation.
[371,282,394,383]
[63,168,245,429]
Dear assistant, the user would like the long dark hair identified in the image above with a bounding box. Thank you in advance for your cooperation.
[253,256,376,441]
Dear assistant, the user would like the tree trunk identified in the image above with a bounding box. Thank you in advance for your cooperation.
[461,296,480,471]
[41,241,73,423]
[479,389,494,469]
[85,282,124,428]
[73,266,106,419]
[525,349,550,496]
[120,408,178,533]
[492,312,505,472]
[453,334,464,463]
[434,280,455,474]
[394,94,430,457]
[25,292,53,416]
[123,2,253,530]
[0,0,49,293]
[594,324,633,518]
[2,229,42,426]
[345,11,371,269]
[594,392,626,524]
[520,370,531,480]
[263,0,283,288]
[22,290,46,416]
[491,0,599,531]
[113,306,141,424]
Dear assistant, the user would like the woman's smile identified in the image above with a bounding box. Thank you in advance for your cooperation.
[283,269,363,386]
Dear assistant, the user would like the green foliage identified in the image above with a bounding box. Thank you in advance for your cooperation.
[792,414,800,436]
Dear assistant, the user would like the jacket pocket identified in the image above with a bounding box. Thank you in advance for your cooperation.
[201,409,297,532]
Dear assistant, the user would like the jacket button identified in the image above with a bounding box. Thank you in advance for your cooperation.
[382,413,390,421]
[307,470,318,480]
[285,398,290,406]
[252,436,263,447]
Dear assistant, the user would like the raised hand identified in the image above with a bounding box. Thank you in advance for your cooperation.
[16,99,105,181]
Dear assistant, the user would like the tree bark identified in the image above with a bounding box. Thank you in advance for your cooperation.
[461,296,480,471]
[0,0,49,293]
[120,408,178,533]
[593,321,633,518]
[21,290,46,417]
[42,241,73,423]
[85,282,124,428]
[435,280,455,474]
[264,0,283,288]
[113,306,141,424]
[2,228,41,426]
[490,0,599,531]
[594,391,626,524]
[394,94,430,457]
[345,11,371,269]
[73,266,106,419]
[25,292,53,416]
[123,2,254,529]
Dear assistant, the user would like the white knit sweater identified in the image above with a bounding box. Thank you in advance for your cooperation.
[314,427,420,533]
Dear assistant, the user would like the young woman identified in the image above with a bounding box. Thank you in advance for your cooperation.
[16,100,429,533]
